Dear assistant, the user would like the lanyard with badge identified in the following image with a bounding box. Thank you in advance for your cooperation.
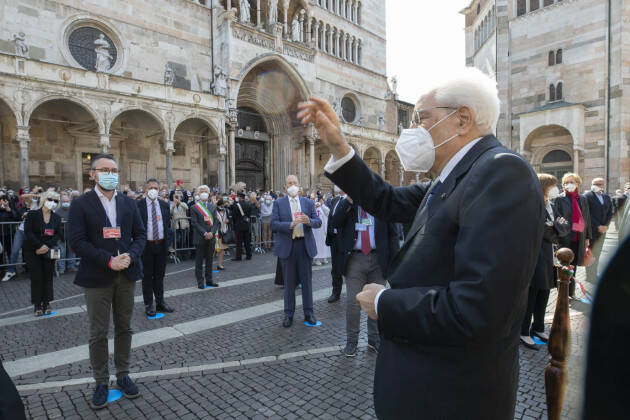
[102,203,121,240]
[355,207,372,232]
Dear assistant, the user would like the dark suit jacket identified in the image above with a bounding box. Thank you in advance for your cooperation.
[584,191,613,243]
[68,190,146,287]
[531,203,570,290]
[554,193,592,265]
[324,195,343,247]
[23,209,63,251]
[271,196,321,259]
[189,201,219,245]
[326,135,544,420]
[231,201,253,232]
[329,198,400,277]
[137,198,173,253]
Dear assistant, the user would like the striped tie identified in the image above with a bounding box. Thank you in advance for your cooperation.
[152,200,159,240]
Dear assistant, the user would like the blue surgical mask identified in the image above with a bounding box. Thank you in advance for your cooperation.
[61,202,70,208]
[98,172,119,191]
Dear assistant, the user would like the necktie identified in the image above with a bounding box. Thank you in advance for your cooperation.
[360,208,372,255]
[152,200,159,240]
[291,199,303,239]
[425,180,443,209]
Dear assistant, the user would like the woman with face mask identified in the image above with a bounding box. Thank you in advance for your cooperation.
[260,195,274,250]
[520,174,571,350]
[214,199,229,270]
[554,173,593,299]
[23,191,63,316]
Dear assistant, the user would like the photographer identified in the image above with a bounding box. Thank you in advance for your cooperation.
[23,191,62,316]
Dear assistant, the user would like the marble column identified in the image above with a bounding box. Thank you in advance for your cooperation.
[327,28,332,53]
[228,111,238,186]
[321,25,326,51]
[218,152,227,192]
[283,8,288,37]
[398,167,404,187]
[357,39,362,65]
[334,31,340,57]
[308,137,315,188]
[352,1,357,22]
[306,18,312,45]
[346,0,351,19]
[342,33,349,60]
[227,0,231,10]
[166,148,174,189]
[313,22,320,49]
[299,13,305,42]
[256,0,261,27]
[573,148,580,177]
[379,160,385,178]
[16,126,30,188]
[352,38,358,63]
[99,133,110,153]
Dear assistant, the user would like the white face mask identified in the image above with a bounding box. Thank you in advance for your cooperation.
[147,189,159,200]
[287,185,299,197]
[44,200,57,210]
[564,183,577,193]
[591,185,602,194]
[395,110,458,173]
[548,186,560,200]
[194,195,200,201]
[199,192,209,201]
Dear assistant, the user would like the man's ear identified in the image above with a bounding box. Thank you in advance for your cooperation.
[456,106,474,134]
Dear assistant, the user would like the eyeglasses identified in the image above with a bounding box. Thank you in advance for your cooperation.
[94,168,119,174]
[411,107,457,127]
[47,198,59,203]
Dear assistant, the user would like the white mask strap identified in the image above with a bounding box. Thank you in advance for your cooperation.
[427,109,458,132]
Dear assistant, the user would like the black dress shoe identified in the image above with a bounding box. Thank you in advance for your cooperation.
[217,265,225,270]
[246,256,252,260]
[327,293,340,303]
[520,336,539,351]
[156,303,174,313]
[304,314,317,326]
[343,342,357,357]
[145,305,156,317]
[197,284,205,289]
[282,316,293,328]
[206,282,219,287]
[231,258,242,262]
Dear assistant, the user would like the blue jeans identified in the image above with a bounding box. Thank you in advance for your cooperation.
[8,229,25,274]
[57,241,76,272]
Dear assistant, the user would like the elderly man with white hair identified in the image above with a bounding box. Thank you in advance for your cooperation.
[190,185,219,289]
[298,68,544,420]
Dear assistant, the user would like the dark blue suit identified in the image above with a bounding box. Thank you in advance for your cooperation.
[68,190,146,287]
[271,196,321,317]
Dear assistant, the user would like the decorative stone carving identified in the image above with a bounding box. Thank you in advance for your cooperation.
[212,66,228,96]
[332,98,341,117]
[282,44,315,63]
[390,76,398,96]
[240,0,251,23]
[232,27,275,49]
[268,0,278,26]
[378,113,385,131]
[94,34,113,73]
[164,63,175,86]
[13,32,29,58]
[291,18,301,42]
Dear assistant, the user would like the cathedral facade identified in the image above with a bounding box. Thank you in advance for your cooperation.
[0,0,405,192]
[461,0,630,189]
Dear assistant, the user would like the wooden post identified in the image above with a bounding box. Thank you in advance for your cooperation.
[545,247,574,420]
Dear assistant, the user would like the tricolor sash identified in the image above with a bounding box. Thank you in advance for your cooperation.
[195,202,214,227]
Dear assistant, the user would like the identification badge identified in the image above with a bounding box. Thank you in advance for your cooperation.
[103,227,122,239]
[44,229,55,236]
[361,218,372,226]
[355,223,367,232]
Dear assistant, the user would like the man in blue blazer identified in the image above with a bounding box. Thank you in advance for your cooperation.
[68,154,146,410]
[584,177,613,284]
[271,175,322,327]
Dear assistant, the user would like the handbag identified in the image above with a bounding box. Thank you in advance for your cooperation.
[222,230,235,244]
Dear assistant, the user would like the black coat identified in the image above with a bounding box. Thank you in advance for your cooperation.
[531,203,570,290]
[329,198,399,277]
[68,190,146,287]
[189,201,219,245]
[584,191,613,243]
[326,135,544,420]
[137,198,173,253]
[231,201,252,232]
[324,195,343,247]
[23,209,63,251]
[554,193,592,266]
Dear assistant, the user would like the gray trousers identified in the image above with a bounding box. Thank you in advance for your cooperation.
[345,251,386,345]
[84,273,135,384]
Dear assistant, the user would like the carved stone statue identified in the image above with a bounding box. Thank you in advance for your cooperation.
[240,0,251,23]
[94,34,113,73]
[378,113,385,131]
[332,98,341,116]
[291,18,301,42]
[13,32,29,58]
[212,66,228,97]
[390,76,398,96]
[268,0,278,25]
[164,63,175,86]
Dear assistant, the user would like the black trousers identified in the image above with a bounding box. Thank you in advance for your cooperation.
[0,360,26,420]
[24,248,54,305]
[569,240,580,297]
[235,229,251,259]
[195,238,215,286]
[521,287,551,336]
[141,242,167,306]
[330,243,344,295]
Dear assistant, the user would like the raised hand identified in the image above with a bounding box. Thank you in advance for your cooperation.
[297,97,351,160]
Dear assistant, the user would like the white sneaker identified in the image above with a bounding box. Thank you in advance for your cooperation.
[1,272,16,282]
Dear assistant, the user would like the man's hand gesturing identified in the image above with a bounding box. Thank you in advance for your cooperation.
[297,98,351,160]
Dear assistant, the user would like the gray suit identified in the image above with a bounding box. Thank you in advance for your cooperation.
[190,201,219,286]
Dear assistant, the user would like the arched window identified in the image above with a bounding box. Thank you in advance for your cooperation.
[556,82,563,100]
[556,48,563,64]
[530,0,539,11]
[517,0,527,16]
[549,84,556,102]
[548,51,555,66]
[542,150,572,165]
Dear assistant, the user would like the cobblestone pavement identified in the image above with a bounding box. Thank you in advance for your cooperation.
[2,228,618,420]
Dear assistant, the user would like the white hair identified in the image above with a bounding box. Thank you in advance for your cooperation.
[420,67,500,135]
[198,185,210,192]
[39,190,60,210]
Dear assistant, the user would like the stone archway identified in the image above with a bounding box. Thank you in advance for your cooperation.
[385,150,401,186]
[0,97,18,187]
[109,109,165,191]
[524,124,575,177]
[363,147,381,175]
[27,98,101,190]
[173,118,220,190]
[235,54,310,190]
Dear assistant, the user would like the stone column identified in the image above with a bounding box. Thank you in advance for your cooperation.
[357,39,362,65]
[256,0,261,27]
[352,38,358,63]
[227,0,231,11]
[166,148,174,189]
[99,133,110,153]
[299,13,305,43]
[16,126,30,188]
[321,25,326,51]
[313,21,320,49]
[398,167,404,187]
[306,18,312,45]
[228,111,238,186]
[573,148,580,177]
[334,31,340,57]
[308,136,315,188]
[327,27,333,52]
[343,33,349,60]
[218,150,227,192]
[283,8,289,37]
[352,1,357,22]
[346,0,351,19]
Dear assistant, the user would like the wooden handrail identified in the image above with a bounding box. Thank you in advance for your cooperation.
[545,247,574,420]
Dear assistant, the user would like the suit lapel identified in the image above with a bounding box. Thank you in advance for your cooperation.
[86,190,108,226]
[115,193,123,227]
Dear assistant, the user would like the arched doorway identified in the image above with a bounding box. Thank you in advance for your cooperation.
[109,109,165,191]
[0,98,18,187]
[27,98,101,190]
[236,55,310,190]
[363,147,381,174]
[524,124,575,178]
[174,118,219,189]
[541,150,573,183]
[385,150,401,186]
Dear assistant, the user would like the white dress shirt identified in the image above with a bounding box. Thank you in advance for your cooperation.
[323,137,483,315]
[146,197,164,240]
[95,186,117,227]
[596,192,604,205]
